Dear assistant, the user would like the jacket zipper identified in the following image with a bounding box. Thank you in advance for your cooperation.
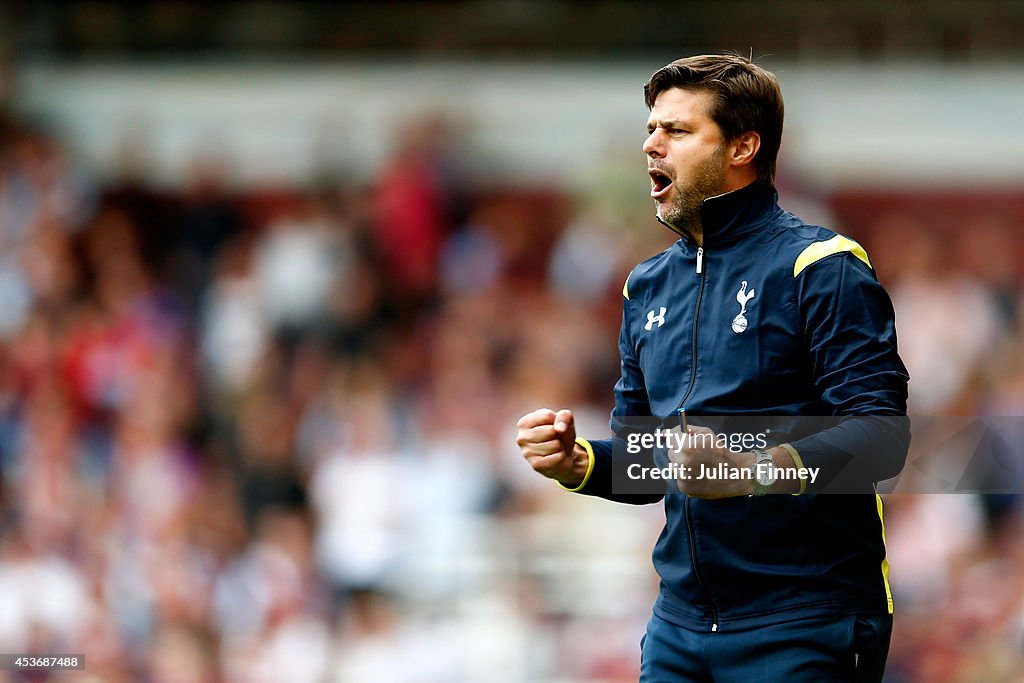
[676,246,705,412]
[682,245,718,632]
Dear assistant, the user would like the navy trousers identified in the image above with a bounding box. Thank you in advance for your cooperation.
[639,611,892,682]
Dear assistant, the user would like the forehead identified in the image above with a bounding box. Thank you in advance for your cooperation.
[647,87,715,125]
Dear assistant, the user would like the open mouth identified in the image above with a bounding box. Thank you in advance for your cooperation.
[649,169,673,199]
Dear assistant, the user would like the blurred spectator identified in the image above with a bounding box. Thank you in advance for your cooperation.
[439,218,504,294]
[176,152,243,313]
[547,209,622,304]
[254,194,344,343]
[200,232,267,394]
[233,386,307,531]
[217,508,329,683]
[882,216,1005,413]
[371,117,457,312]
[310,366,406,595]
[0,121,95,339]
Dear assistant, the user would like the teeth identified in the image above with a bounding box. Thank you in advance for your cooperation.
[649,171,671,192]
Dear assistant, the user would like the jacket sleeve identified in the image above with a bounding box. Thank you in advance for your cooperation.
[559,290,664,504]
[788,251,911,492]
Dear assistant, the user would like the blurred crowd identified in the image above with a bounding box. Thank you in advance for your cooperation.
[0,109,1022,683]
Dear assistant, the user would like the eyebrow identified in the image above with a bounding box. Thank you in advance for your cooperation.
[646,118,690,133]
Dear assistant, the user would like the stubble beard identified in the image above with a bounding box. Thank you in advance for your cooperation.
[659,145,728,240]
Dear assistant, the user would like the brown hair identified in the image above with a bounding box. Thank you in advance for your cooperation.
[644,54,784,185]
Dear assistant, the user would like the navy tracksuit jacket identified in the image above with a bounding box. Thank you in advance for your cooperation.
[564,181,910,633]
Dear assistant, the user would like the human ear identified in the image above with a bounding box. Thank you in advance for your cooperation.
[730,131,761,170]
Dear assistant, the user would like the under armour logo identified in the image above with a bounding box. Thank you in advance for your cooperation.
[645,307,667,330]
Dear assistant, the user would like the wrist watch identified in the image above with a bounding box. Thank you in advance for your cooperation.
[750,449,776,496]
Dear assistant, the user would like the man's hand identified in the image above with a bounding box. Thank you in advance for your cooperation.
[516,408,589,488]
[668,425,755,499]
[668,426,799,498]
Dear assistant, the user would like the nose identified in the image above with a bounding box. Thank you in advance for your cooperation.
[643,129,665,158]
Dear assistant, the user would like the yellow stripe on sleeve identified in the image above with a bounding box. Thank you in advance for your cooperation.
[622,272,631,300]
[793,235,872,277]
[876,492,895,614]
[558,438,596,492]
[778,443,807,496]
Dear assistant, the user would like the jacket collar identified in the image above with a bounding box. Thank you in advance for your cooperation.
[659,180,780,247]
[701,180,779,245]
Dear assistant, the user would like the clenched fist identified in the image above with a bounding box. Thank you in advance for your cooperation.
[667,425,755,499]
[516,408,589,489]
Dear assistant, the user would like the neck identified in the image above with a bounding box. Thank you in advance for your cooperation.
[656,215,702,246]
